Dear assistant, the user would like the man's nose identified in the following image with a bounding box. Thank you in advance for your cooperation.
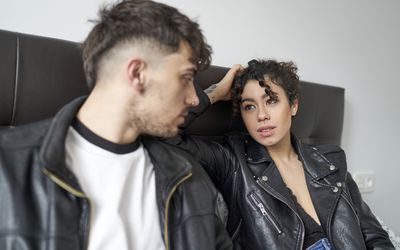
[186,83,200,107]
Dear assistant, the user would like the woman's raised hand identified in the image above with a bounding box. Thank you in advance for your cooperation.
[205,64,243,104]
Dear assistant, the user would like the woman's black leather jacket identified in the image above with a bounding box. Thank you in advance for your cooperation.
[174,90,394,250]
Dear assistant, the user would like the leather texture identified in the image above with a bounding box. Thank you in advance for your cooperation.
[174,90,394,249]
[0,97,232,250]
[0,29,348,249]
[0,29,89,127]
[0,29,344,147]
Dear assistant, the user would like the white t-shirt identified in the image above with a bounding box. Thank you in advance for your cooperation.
[65,119,164,250]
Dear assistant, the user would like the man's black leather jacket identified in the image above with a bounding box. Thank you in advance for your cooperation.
[174,90,394,250]
[0,97,232,250]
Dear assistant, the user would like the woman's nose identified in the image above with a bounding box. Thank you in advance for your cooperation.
[258,106,270,121]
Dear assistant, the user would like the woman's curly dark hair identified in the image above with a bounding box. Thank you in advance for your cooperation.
[231,59,300,116]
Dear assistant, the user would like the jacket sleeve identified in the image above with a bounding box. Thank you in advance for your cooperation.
[167,83,235,189]
[214,214,233,250]
[346,173,395,249]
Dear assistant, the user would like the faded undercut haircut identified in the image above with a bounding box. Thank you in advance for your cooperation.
[82,0,212,89]
[231,59,300,116]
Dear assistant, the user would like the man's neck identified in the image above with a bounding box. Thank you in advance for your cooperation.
[76,88,140,144]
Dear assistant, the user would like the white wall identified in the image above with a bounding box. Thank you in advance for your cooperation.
[1,0,399,233]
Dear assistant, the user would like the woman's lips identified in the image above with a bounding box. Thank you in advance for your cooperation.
[257,126,276,137]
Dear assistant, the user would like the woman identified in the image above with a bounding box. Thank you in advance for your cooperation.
[176,59,394,249]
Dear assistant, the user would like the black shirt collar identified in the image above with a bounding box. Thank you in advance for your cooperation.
[71,117,140,154]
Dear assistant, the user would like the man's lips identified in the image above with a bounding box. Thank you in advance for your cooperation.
[257,126,276,137]
[180,110,189,117]
[178,110,189,122]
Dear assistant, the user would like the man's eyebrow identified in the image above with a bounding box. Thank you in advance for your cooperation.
[181,67,196,75]
[189,67,197,75]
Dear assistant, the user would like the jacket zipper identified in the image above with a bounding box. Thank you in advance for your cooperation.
[42,168,91,249]
[249,193,282,235]
[43,168,86,197]
[256,178,304,250]
[164,172,192,250]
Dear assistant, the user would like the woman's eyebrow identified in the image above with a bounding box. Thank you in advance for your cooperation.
[241,93,271,103]
[240,98,254,103]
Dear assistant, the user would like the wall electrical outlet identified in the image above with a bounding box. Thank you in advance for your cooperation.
[353,172,375,193]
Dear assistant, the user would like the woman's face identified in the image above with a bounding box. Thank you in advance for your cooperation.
[240,79,297,149]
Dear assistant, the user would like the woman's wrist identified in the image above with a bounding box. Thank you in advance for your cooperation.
[204,83,220,104]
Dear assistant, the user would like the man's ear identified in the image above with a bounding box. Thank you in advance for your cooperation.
[127,58,146,92]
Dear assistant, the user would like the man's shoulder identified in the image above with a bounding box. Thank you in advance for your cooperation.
[145,137,211,171]
[157,140,219,202]
[143,137,217,187]
[0,119,51,150]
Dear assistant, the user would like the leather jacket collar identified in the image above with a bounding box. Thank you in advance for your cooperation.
[40,96,87,192]
[39,97,193,196]
[243,134,272,164]
[243,133,341,181]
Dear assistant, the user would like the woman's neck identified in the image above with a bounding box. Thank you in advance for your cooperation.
[266,133,297,165]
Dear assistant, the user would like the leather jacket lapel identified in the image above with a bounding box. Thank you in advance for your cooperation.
[40,96,87,192]
[142,136,192,201]
[141,136,193,241]
[295,138,343,234]
[244,135,297,211]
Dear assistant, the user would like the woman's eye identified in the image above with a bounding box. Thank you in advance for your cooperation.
[243,105,255,111]
[267,99,278,105]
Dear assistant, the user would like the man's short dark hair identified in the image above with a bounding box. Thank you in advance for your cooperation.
[231,59,300,115]
[82,0,212,89]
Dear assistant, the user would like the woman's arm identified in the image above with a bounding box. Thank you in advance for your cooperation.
[172,65,243,187]
[204,64,243,104]
[346,173,395,249]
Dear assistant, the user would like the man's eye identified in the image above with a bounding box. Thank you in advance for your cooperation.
[183,76,194,85]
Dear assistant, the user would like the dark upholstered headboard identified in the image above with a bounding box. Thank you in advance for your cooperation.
[0,29,345,145]
[0,30,89,126]
[191,67,345,145]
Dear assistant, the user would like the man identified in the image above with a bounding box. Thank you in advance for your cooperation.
[0,1,232,249]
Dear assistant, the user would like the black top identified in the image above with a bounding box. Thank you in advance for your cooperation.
[246,145,326,249]
[287,187,326,249]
